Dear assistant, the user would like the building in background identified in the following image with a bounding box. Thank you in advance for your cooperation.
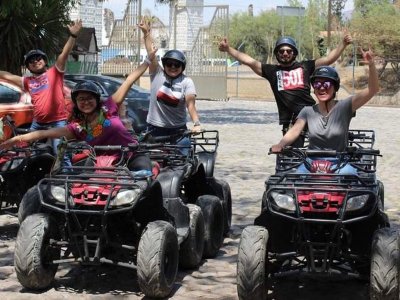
[70,0,104,47]
[169,0,204,51]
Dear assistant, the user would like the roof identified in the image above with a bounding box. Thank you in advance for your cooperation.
[74,27,99,54]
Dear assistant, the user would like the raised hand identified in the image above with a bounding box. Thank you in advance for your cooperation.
[342,28,353,46]
[68,19,82,36]
[360,46,374,64]
[218,37,230,52]
[138,16,151,35]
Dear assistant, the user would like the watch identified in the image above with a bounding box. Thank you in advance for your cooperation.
[193,120,201,126]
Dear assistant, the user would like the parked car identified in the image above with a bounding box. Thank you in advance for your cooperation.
[64,74,150,133]
[0,79,33,139]
[0,79,74,140]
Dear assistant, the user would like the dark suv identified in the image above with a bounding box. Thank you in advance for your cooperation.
[64,74,150,133]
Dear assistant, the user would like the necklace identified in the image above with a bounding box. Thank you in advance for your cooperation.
[321,115,329,129]
[84,112,106,141]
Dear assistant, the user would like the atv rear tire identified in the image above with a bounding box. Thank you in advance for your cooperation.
[179,204,205,269]
[370,227,400,299]
[377,180,384,209]
[14,213,60,290]
[218,179,232,236]
[137,220,179,298]
[196,195,224,258]
[18,186,41,224]
[237,225,269,300]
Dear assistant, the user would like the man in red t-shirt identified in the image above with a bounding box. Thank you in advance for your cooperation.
[0,19,82,157]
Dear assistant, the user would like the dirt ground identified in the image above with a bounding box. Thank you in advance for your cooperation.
[1,99,400,299]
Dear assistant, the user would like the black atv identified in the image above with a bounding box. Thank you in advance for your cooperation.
[0,115,54,210]
[144,129,232,259]
[237,130,397,300]
[14,142,181,298]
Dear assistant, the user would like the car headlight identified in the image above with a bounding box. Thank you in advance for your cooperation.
[111,189,141,207]
[346,194,369,211]
[271,191,296,212]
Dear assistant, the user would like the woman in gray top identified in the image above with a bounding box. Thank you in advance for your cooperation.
[138,17,202,137]
[271,47,379,173]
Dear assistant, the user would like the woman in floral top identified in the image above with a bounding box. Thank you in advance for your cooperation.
[0,47,158,172]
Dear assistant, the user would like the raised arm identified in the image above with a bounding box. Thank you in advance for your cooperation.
[55,19,82,71]
[185,94,201,132]
[315,29,353,67]
[112,45,158,105]
[0,127,73,150]
[0,71,23,89]
[138,16,158,73]
[270,119,306,152]
[218,37,262,76]
[351,48,379,112]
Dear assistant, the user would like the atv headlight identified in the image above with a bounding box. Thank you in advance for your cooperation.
[346,194,369,211]
[51,186,67,203]
[111,189,141,207]
[271,191,296,212]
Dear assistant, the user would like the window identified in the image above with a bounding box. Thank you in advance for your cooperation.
[0,83,21,104]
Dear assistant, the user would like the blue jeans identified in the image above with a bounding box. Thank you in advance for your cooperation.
[30,120,72,167]
[296,158,357,175]
[146,124,191,156]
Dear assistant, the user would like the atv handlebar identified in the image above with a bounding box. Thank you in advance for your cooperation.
[269,146,381,173]
[269,146,380,157]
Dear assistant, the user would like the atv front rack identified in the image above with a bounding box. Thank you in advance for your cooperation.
[38,165,149,214]
[266,171,379,224]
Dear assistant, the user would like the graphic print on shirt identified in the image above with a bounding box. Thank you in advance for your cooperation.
[156,81,182,107]
[276,67,305,91]
[28,74,49,94]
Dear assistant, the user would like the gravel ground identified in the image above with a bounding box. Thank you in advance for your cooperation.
[1,99,399,299]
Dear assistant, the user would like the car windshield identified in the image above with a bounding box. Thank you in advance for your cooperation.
[0,83,21,104]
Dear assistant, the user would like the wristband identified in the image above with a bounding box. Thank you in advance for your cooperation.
[193,121,201,126]
[69,33,78,38]
[144,58,152,65]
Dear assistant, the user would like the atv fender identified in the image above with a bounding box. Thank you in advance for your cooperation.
[24,153,55,172]
[197,151,217,178]
[154,169,190,241]
[135,180,170,224]
[156,168,185,199]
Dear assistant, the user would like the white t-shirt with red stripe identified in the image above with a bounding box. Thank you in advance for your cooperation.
[147,65,196,128]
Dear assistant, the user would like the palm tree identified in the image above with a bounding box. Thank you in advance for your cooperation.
[0,0,78,75]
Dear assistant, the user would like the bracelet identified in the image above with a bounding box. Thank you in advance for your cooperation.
[69,33,78,38]
[143,33,150,39]
[193,121,201,126]
[144,58,152,65]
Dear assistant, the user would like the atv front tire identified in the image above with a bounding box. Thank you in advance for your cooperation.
[137,220,179,298]
[14,213,60,289]
[237,225,269,300]
[179,204,205,269]
[18,186,41,224]
[370,227,400,299]
[196,195,224,258]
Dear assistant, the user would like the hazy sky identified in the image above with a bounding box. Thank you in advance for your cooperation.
[103,0,354,22]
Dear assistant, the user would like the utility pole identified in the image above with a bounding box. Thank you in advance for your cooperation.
[327,0,332,50]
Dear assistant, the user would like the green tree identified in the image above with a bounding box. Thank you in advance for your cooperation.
[350,1,400,59]
[0,0,78,75]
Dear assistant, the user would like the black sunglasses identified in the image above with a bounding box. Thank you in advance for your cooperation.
[164,61,182,68]
[278,48,294,55]
[27,55,44,64]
